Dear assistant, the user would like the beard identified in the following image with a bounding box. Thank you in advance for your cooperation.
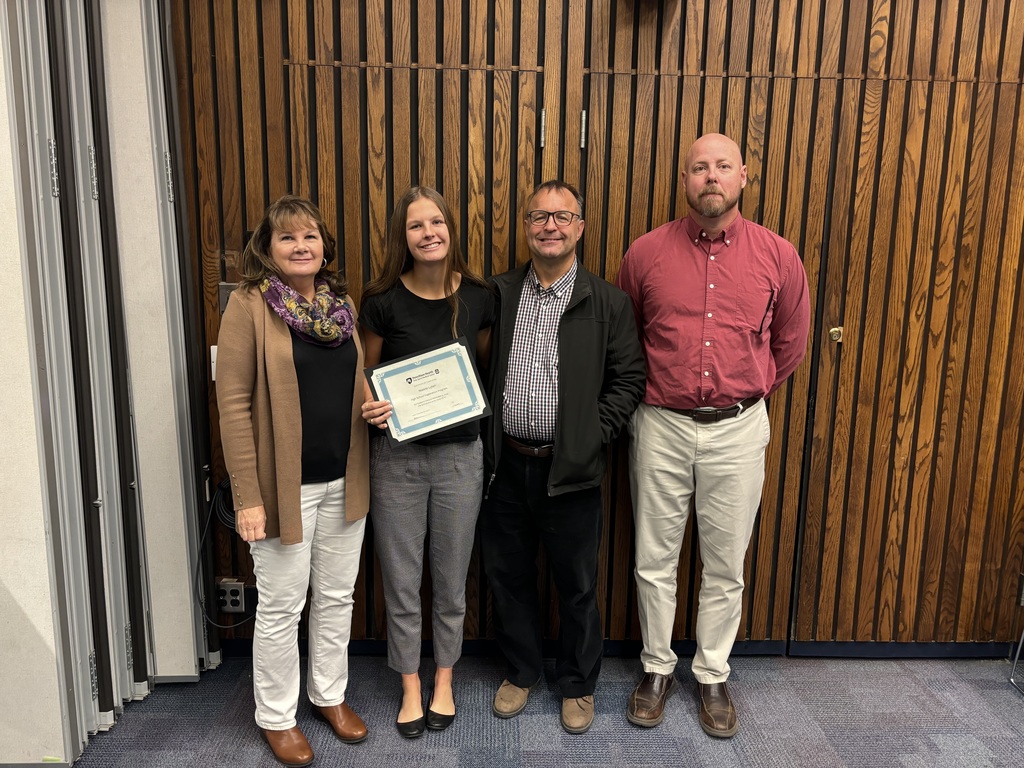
[689,186,739,218]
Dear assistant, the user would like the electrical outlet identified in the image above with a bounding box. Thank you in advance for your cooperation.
[217,578,245,613]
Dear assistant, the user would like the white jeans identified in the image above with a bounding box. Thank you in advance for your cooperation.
[249,477,365,730]
[629,401,770,684]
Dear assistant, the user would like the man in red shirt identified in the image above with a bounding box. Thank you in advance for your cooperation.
[617,133,810,737]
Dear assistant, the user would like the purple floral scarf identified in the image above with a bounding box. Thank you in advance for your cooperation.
[259,275,354,347]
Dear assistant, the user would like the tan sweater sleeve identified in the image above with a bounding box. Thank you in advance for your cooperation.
[216,292,264,512]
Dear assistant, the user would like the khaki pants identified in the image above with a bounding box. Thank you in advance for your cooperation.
[629,400,770,683]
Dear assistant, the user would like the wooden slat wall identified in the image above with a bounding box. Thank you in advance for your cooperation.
[170,0,1024,648]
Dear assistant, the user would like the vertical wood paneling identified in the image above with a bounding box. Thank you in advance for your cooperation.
[540,1,563,181]
[390,1,413,193]
[955,84,1017,641]
[900,84,958,641]
[561,0,586,185]
[582,73,608,277]
[490,0,513,277]
[262,1,288,201]
[237,1,265,231]
[287,1,310,198]
[173,0,1024,649]
[893,82,948,642]
[513,3,538,269]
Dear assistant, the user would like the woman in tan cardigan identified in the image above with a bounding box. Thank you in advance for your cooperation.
[217,196,369,767]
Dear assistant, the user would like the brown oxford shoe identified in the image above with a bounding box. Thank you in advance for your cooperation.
[698,682,738,738]
[313,701,368,744]
[261,726,314,767]
[627,672,675,727]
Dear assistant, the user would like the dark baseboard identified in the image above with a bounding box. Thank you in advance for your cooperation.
[218,638,1013,661]
[788,641,1014,659]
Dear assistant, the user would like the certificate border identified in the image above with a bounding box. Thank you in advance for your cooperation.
[364,337,491,445]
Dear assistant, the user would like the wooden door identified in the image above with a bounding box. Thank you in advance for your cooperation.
[793,9,1024,645]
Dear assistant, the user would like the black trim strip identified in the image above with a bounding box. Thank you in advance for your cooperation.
[789,641,1014,659]
[43,0,114,715]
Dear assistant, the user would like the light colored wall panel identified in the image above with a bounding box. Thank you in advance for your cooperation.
[0,23,67,763]
[100,0,197,679]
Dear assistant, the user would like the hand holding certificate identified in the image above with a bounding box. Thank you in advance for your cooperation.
[364,337,490,443]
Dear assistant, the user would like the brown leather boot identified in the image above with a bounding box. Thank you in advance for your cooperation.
[261,726,314,767]
[698,682,738,738]
[314,701,368,744]
[627,672,675,727]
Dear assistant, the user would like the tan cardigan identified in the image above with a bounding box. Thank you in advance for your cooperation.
[216,287,370,544]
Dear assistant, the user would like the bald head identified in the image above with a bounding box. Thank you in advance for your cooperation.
[684,133,743,169]
[682,133,747,226]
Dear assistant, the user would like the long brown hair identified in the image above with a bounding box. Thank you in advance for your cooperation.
[238,195,347,297]
[362,185,489,337]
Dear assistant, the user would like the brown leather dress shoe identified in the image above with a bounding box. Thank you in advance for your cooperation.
[261,726,314,767]
[314,701,368,744]
[698,682,738,738]
[627,672,675,727]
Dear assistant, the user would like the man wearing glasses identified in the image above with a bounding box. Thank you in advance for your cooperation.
[480,180,645,734]
[617,133,809,738]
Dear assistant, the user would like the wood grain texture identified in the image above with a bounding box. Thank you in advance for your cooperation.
[172,0,1024,650]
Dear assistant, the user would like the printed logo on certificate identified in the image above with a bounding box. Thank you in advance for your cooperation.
[365,337,491,444]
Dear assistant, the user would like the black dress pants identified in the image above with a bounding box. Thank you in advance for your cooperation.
[480,448,603,697]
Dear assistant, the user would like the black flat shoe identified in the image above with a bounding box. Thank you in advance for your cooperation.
[426,705,455,731]
[396,716,426,739]
[396,697,426,739]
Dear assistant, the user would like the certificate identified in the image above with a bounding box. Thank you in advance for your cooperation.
[365,337,491,444]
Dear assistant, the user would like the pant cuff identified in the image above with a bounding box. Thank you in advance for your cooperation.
[693,673,730,685]
[642,662,677,676]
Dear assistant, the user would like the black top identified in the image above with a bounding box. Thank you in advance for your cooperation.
[291,331,357,483]
[360,278,496,444]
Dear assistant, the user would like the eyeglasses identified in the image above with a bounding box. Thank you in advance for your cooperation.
[525,210,581,227]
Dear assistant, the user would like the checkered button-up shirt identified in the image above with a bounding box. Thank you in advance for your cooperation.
[502,260,577,442]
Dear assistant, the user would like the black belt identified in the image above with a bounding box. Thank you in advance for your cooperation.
[503,434,554,458]
[664,396,762,424]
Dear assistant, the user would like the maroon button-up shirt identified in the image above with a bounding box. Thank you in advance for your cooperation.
[617,212,809,410]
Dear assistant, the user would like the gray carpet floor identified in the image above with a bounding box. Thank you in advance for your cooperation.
[75,655,1024,767]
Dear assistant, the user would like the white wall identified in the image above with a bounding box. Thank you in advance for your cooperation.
[100,0,198,679]
[0,23,68,764]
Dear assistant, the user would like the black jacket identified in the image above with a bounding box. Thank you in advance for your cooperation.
[484,260,646,496]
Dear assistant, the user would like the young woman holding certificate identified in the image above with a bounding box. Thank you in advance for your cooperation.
[359,186,495,738]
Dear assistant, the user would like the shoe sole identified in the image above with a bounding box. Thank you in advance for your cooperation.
[492,701,528,718]
[700,719,738,738]
[561,720,593,734]
[426,711,455,730]
[626,710,665,727]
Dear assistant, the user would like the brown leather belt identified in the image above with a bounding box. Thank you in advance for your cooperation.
[664,396,762,424]
[503,434,554,458]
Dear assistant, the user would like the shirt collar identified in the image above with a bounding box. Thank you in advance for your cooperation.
[685,210,744,245]
[528,259,577,296]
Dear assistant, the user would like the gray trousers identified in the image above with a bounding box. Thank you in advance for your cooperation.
[370,436,483,673]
